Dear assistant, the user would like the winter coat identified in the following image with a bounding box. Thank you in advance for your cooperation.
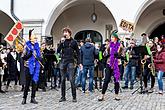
[57,38,80,65]
[7,52,18,80]
[80,42,98,66]
[154,48,165,72]
[22,41,41,83]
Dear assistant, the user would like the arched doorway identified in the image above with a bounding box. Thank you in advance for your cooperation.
[75,30,102,44]
[150,23,165,39]
[0,10,15,46]
[45,0,117,46]
[134,0,165,40]
[0,33,6,46]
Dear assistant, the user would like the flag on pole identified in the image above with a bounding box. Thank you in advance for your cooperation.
[4,21,23,45]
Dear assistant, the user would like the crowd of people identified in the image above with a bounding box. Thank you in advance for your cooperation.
[0,27,165,104]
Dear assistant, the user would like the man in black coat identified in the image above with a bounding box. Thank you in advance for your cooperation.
[57,27,80,102]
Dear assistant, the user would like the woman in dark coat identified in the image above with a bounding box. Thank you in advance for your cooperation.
[6,48,19,91]
[18,52,26,91]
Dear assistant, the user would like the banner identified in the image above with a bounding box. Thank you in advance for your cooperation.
[120,19,134,32]
[4,21,23,45]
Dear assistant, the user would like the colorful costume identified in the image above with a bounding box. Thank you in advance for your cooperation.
[26,41,41,83]
[109,41,120,82]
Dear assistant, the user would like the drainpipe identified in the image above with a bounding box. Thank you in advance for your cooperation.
[10,0,19,21]
[10,0,24,37]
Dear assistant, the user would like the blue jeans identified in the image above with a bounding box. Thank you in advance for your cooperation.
[157,71,164,91]
[124,65,136,86]
[75,67,83,86]
[82,65,94,92]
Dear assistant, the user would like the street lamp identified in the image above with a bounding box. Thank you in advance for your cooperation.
[91,4,97,23]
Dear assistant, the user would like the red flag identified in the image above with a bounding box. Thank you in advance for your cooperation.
[4,21,23,45]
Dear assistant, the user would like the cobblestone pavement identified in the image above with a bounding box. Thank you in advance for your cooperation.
[0,79,165,110]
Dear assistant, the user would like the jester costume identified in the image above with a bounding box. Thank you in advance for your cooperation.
[22,40,41,104]
[25,41,41,83]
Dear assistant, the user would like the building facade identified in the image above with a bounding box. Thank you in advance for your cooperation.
[0,0,165,46]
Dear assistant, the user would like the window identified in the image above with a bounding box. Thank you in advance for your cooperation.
[74,30,102,44]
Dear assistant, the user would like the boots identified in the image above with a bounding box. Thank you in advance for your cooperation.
[30,98,38,104]
[21,98,26,105]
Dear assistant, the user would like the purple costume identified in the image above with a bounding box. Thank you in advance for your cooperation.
[109,41,120,82]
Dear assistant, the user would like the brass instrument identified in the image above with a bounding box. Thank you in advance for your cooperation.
[148,63,152,68]
[141,59,146,65]
[141,58,146,76]
[148,52,155,76]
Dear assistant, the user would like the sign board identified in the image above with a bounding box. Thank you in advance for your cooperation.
[119,19,134,32]
[4,21,23,45]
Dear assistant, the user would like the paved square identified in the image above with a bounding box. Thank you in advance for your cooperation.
[0,80,165,110]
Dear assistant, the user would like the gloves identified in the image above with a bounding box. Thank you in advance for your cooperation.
[114,52,119,58]
[22,50,33,60]
[114,52,121,59]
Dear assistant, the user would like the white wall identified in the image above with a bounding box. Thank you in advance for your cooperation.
[1,0,160,41]
[51,2,117,45]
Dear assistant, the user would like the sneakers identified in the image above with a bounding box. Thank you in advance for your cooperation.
[148,88,154,93]
[72,98,77,102]
[98,97,105,101]
[21,98,26,105]
[59,97,66,102]
[59,97,77,102]
[30,98,38,104]
[143,88,148,93]
[82,90,85,94]
[114,97,120,101]
[114,94,120,101]
[158,90,163,95]
[98,95,105,101]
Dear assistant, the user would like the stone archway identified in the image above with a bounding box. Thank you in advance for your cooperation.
[134,0,165,39]
[0,10,15,46]
[45,0,117,45]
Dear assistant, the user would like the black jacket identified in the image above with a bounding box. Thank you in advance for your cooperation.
[57,38,80,64]
[126,47,139,66]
